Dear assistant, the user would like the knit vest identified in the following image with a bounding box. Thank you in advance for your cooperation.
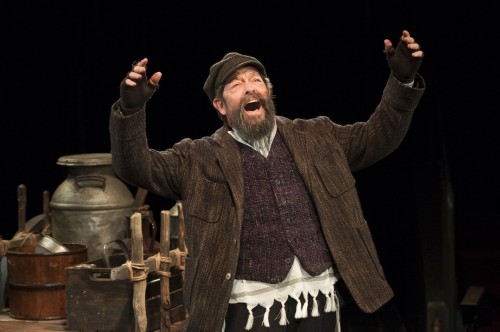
[235,133,333,283]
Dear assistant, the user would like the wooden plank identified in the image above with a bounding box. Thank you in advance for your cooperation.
[159,210,171,332]
[108,251,179,281]
[0,312,187,332]
[131,212,147,332]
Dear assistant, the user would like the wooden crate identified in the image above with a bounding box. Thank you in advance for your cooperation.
[65,253,185,332]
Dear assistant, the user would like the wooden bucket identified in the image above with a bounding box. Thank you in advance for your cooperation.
[7,243,87,320]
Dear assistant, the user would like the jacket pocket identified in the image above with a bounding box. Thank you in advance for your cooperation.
[315,155,355,197]
[188,177,231,223]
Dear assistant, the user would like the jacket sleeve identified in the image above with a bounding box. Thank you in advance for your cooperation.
[108,100,184,200]
[331,73,426,172]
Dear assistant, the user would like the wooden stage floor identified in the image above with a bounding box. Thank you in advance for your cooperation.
[0,309,187,332]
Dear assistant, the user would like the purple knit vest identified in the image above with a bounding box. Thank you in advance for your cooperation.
[235,133,333,283]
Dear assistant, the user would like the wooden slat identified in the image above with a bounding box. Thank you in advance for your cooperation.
[131,212,147,332]
[159,210,171,332]
[107,251,179,281]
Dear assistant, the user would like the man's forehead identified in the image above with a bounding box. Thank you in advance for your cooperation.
[226,66,261,82]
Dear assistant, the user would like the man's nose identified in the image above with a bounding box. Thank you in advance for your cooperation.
[243,82,255,94]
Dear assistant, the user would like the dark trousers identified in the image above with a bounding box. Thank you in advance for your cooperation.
[339,299,407,332]
[224,291,337,331]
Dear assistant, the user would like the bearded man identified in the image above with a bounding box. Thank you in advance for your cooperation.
[109,29,425,332]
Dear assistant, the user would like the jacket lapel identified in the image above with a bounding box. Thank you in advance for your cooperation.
[213,126,245,211]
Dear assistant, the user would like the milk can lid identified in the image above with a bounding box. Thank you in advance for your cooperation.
[56,153,112,166]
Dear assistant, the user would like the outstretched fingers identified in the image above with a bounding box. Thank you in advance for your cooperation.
[124,58,149,86]
[401,30,424,58]
[123,57,162,87]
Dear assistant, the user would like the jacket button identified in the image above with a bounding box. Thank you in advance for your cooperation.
[285,258,291,264]
[225,273,232,280]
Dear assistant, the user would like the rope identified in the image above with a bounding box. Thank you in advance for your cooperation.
[171,248,187,270]
[126,260,148,281]
[154,252,172,277]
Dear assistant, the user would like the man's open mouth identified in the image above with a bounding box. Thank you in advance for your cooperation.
[244,100,261,111]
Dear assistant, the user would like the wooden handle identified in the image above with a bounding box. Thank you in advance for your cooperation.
[160,210,172,332]
[177,202,186,253]
[131,212,147,332]
[42,190,51,230]
[17,184,27,232]
[134,187,149,210]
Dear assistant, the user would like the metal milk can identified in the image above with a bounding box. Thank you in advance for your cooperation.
[50,153,134,261]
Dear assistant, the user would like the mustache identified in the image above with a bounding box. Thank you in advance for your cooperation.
[239,92,265,109]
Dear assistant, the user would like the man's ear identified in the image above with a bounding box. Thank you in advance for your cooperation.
[213,98,226,116]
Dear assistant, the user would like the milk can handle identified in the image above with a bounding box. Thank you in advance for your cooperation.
[73,175,107,191]
[141,211,157,253]
[148,217,157,253]
[102,239,130,268]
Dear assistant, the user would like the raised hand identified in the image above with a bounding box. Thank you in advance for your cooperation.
[384,30,423,84]
[120,58,162,112]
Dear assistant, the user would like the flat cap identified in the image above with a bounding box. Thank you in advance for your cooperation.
[203,52,267,102]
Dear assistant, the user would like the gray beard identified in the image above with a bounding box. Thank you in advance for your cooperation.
[231,96,277,145]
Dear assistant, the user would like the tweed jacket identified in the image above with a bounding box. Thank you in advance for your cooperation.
[109,74,426,331]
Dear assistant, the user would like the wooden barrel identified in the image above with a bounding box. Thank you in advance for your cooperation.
[7,243,87,320]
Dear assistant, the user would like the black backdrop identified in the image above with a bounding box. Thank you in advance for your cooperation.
[2,1,500,329]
